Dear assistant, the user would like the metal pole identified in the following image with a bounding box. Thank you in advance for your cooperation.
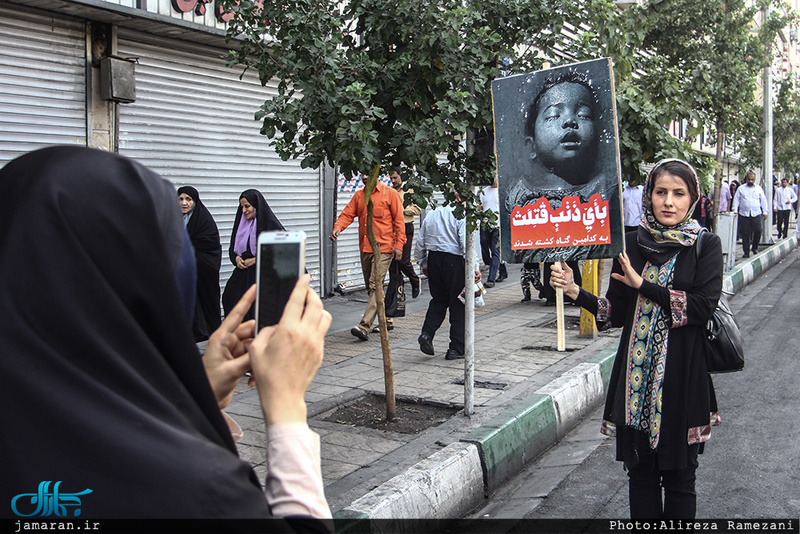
[763,4,775,245]
[464,229,475,416]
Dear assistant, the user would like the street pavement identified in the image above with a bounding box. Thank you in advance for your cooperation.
[487,236,800,526]
[222,223,798,525]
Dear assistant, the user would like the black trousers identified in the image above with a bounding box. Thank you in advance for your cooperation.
[422,251,465,354]
[395,222,420,289]
[626,444,700,519]
[776,210,791,239]
[739,214,762,255]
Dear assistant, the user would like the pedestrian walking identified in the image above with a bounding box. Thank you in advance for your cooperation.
[331,173,405,340]
[389,167,422,298]
[414,203,481,360]
[622,181,644,234]
[774,178,796,239]
[520,262,543,302]
[222,189,285,320]
[178,186,222,341]
[550,158,723,520]
[731,171,768,258]
[479,179,508,288]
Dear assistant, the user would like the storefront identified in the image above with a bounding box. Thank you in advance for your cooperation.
[0,0,324,293]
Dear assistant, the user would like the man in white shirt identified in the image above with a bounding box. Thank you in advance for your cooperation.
[774,177,797,239]
[479,181,508,288]
[731,171,769,258]
[622,182,644,233]
[414,204,481,360]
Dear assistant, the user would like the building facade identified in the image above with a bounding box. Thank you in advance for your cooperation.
[0,0,393,296]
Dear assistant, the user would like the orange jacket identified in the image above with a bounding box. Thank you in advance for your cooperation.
[334,182,407,253]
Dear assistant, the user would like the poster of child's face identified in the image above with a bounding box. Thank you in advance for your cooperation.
[492,58,624,264]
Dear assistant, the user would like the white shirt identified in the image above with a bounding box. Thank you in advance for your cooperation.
[732,183,768,217]
[774,185,797,211]
[622,184,644,227]
[480,186,500,214]
[414,206,479,271]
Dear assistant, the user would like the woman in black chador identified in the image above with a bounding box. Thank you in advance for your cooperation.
[178,186,222,341]
[222,189,284,320]
[0,147,332,525]
[550,159,723,519]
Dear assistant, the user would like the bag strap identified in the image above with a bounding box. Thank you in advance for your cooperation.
[694,227,708,262]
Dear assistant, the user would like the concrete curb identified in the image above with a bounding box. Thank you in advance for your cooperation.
[724,236,797,294]
[334,347,617,524]
[333,240,797,528]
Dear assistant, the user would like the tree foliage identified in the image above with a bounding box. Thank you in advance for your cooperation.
[773,77,800,174]
[222,0,796,208]
[222,0,584,228]
[559,0,792,193]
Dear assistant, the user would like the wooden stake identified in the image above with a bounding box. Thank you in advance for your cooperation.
[556,285,565,351]
[579,260,598,338]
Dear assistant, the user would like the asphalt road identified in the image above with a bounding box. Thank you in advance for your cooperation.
[463,248,800,529]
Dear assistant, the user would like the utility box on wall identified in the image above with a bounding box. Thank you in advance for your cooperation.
[100,56,136,103]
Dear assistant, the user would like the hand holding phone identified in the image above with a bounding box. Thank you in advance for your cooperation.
[255,230,307,333]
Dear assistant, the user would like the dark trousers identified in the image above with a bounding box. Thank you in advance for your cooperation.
[422,251,465,354]
[396,223,420,289]
[480,227,507,282]
[739,214,762,255]
[626,444,699,519]
[776,210,791,239]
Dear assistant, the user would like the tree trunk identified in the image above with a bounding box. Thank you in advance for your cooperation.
[364,164,396,421]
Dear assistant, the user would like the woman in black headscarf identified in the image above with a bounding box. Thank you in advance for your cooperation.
[0,146,331,526]
[550,159,723,519]
[222,189,285,320]
[178,186,222,341]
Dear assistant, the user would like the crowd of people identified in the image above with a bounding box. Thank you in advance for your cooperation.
[1,145,783,522]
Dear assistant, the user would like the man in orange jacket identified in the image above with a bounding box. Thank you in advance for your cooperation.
[330,174,406,340]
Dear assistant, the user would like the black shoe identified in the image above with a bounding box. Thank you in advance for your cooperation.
[418,334,434,355]
[412,285,420,298]
[445,349,465,360]
[371,325,393,333]
[743,254,750,258]
[483,280,495,288]
[521,296,531,302]
[497,271,508,282]
[545,299,556,306]
[350,327,368,341]
[752,248,758,254]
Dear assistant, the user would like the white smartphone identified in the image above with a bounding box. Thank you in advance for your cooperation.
[255,230,306,333]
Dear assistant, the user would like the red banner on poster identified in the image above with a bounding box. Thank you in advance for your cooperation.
[510,194,611,250]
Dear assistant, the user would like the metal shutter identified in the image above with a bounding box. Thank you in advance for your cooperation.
[0,5,86,166]
[116,30,322,294]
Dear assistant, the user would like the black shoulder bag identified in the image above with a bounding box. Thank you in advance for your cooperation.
[385,260,406,318]
[695,229,745,373]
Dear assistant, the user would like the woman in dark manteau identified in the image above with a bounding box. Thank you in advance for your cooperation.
[222,189,284,320]
[550,159,723,519]
[178,186,222,341]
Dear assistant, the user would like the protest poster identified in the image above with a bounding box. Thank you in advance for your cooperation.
[492,58,624,264]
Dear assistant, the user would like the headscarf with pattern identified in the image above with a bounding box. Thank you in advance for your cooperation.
[626,158,702,448]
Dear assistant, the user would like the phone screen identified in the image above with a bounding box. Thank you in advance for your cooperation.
[257,241,301,330]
